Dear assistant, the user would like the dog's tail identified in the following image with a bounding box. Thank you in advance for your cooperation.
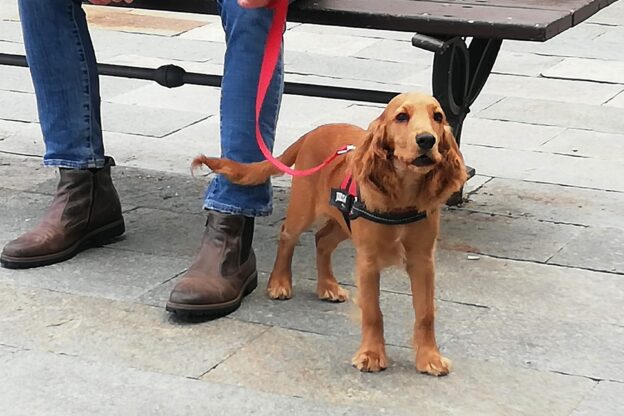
[191,134,307,186]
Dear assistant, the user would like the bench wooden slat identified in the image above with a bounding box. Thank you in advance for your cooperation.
[421,0,611,11]
[421,0,617,24]
[291,0,617,40]
[122,0,618,41]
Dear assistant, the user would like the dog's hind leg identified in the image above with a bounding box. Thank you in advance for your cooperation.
[266,183,315,300]
[315,220,349,302]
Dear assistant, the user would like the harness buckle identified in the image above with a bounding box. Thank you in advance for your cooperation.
[330,188,355,216]
[336,145,356,155]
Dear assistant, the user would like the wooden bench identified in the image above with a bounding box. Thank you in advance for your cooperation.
[0,0,618,201]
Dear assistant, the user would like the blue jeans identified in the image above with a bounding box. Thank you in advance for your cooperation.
[18,0,285,217]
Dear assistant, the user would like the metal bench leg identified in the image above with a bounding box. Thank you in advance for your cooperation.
[414,36,502,205]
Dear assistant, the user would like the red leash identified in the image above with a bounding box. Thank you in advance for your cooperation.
[256,0,354,177]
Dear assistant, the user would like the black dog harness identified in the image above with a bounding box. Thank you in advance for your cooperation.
[329,174,427,230]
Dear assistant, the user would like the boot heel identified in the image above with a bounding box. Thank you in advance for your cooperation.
[89,220,125,246]
[244,273,258,296]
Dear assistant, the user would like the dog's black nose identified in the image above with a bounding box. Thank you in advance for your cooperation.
[416,134,435,150]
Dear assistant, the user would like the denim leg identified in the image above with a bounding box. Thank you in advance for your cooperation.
[204,0,285,217]
[18,0,105,169]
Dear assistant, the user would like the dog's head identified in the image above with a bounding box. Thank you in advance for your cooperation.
[353,92,467,210]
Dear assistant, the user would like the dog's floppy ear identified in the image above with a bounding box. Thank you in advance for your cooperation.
[420,124,468,207]
[353,116,400,199]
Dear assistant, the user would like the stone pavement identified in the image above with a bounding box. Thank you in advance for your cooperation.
[1,1,624,415]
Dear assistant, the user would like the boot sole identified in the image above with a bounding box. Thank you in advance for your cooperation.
[165,272,258,318]
[0,219,125,269]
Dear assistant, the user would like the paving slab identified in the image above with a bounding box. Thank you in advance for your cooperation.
[540,128,624,160]
[480,73,622,105]
[140,270,485,350]
[503,23,611,57]
[439,209,583,263]
[0,90,38,123]
[477,97,624,134]
[444,308,624,383]
[351,38,432,64]
[605,90,624,108]
[108,83,222,116]
[0,349,368,416]
[101,101,207,137]
[90,28,224,63]
[111,207,206,258]
[99,75,151,101]
[549,226,624,273]
[0,282,269,378]
[461,143,624,192]
[102,129,217,176]
[127,7,222,24]
[493,51,564,77]
[0,120,45,157]
[113,207,277,259]
[204,326,595,416]
[465,177,624,228]
[160,115,313,163]
[313,103,386,129]
[276,94,354,129]
[571,381,624,416]
[0,247,188,302]
[431,250,624,326]
[594,25,624,43]
[0,153,54,193]
[378,249,624,327]
[101,53,227,71]
[463,174,491,194]
[542,57,624,85]
[287,22,413,42]
[0,20,22,44]
[461,118,564,150]
[0,343,21,361]
[85,5,205,36]
[285,73,416,97]
[587,0,624,24]
[0,0,19,21]
[0,154,204,214]
[284,30,379,57]
[178,22,227,43]
[112,165,209,214]
[0,39,24,55]
[0,190,58,249]
[286,51,426,85]
[0,65,34,94]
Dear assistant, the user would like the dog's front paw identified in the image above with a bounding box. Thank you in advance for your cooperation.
[416,349,452,376]
[266,278,293,300]
[352,348,388,373]
[316,282,349,302]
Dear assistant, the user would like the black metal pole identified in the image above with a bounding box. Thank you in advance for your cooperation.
[0,53,398,104]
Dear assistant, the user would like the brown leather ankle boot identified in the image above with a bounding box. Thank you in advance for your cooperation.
[1,157,124,269]
[166,210,257,318]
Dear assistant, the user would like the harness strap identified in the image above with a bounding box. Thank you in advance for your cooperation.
[351,202,428,225]
[329,173,428,230]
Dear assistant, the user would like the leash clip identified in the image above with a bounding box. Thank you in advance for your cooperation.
[336,145,356,155]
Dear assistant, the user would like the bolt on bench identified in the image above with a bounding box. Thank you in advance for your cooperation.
[0,0,618,203]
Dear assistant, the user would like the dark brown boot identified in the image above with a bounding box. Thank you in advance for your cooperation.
[166,210,257,318]
[1,157,124,269]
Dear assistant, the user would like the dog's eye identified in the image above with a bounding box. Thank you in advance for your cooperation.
[395,112,410,122]
[433,111,444,123]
